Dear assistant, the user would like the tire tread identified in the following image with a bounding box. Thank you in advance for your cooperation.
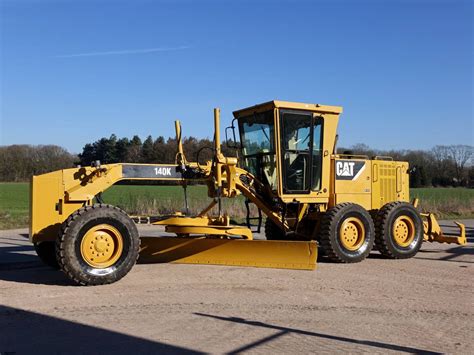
[319,203,374,263]
[374,202,423,259]
[264,218,286,240]
[56,204,140,286]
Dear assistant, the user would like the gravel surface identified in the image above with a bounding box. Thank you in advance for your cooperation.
[1,220,473,354]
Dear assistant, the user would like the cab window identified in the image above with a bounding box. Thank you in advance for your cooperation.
[238,110,277,189]
[280,110,323,193]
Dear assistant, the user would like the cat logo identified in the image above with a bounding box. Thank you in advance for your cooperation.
[336,161,355,177]
[335,160,366,181]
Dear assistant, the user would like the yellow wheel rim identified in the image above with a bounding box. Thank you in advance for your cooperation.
[392,216,415,247]
[80,224,123,268]
[339,217,365,251]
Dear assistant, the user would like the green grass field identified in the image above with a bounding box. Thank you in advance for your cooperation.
[1,182,472,229]
[410,188,474,219]
[101,184,246,217]
[0,183,30,229]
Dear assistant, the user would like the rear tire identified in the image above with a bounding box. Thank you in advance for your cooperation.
[375,202,423,259]
[319,203,375,263]
[34,241,60,269]
[264,218,287,240]
[56,204,140,286]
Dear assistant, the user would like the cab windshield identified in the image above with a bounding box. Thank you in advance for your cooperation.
[238,110,276,189]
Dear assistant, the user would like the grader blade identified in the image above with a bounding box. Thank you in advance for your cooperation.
[138,237,317,270]
[421,213,467,245]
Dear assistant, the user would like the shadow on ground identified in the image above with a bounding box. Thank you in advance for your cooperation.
[194,313,442,354]
[0,306,202,354]
[415,223,473,263]
[0,237,72,285]
[0,305,443,354]
[416,244,474,264]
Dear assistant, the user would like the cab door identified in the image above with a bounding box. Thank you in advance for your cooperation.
[278,110,323,195]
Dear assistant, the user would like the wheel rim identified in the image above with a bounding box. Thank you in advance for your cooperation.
[339,217,365,251]
[80,224,123,268]
[392,216,415,247]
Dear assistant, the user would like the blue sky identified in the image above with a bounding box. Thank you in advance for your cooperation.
[1,0,472,153]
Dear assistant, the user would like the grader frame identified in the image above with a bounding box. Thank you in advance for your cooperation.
[30,100,466,285]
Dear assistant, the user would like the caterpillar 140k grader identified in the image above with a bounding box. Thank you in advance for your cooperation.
[30,100,466,285]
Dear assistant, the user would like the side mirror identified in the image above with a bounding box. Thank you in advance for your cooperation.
[225,118,241,149]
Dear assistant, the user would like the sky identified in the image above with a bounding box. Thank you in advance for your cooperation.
[1,0,473,153]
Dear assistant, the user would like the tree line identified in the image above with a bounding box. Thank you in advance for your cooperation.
[1,135,472,187]
[0,145,77,182]
[77,134,236,166]
[344,143,473,188]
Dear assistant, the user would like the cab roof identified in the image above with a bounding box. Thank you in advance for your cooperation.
[233,100,343,117]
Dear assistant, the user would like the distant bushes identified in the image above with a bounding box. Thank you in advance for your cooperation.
[343,144,473,188]
[0,145,76,182]
[77,134,237,166]
[0,135,236,182]
[0,136,472,188]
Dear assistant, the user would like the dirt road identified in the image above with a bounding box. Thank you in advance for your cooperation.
[1,221,473,354]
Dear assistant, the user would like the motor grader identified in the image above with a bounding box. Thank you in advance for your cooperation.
[30,100,466,285]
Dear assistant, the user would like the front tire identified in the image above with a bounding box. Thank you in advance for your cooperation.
[319,203,375,263]
[375,202,423,259]
[264,218,287,240]
[56,204,140,286]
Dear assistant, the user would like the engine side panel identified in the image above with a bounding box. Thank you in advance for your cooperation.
[333,159,372,210]
[332,158,409,211]
[371,160,409,209]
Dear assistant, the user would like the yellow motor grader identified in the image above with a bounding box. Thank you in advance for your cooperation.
[30,100,466,285]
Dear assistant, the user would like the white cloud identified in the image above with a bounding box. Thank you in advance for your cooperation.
[54,45,191,58]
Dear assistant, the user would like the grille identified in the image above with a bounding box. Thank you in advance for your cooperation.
[379,163,397,205]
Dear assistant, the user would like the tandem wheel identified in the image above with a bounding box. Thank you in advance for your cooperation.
[319,203,375,263]
[374,202,424,259]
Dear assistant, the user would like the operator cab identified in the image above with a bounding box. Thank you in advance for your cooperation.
[233,101,334,196]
